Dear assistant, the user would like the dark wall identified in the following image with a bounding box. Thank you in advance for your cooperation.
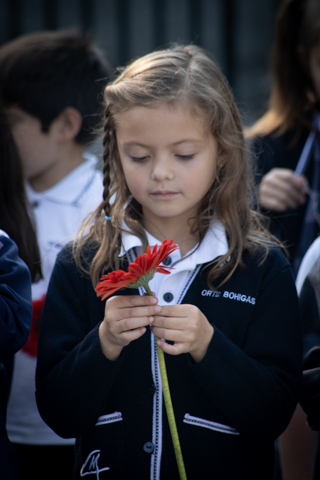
[0,0,282,125]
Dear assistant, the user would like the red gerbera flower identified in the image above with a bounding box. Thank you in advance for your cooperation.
[95,239,178,300]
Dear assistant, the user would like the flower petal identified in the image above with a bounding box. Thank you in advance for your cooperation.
[95,239,178,301]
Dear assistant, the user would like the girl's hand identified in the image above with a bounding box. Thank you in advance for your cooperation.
[151,304,214,363]
[259,168,307,212]
[99,295,161,360]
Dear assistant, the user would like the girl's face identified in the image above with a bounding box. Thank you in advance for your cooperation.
[116,102,217,232]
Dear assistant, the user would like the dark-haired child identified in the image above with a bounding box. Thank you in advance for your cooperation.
[0,29,112,479]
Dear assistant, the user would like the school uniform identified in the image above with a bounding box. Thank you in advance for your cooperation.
[6,153,103,448]
[36,222,302,480]
[0,231,32,480]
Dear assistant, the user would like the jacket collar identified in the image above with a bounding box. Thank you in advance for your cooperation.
[120,219,228,268]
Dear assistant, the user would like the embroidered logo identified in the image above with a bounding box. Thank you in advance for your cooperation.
[80,450,110,478]
[223,290,256,304]
[201,289,256,304]
[201,289,221,298]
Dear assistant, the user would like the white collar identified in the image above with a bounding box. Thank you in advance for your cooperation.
[119,219,228,268]
[26,152,98,205]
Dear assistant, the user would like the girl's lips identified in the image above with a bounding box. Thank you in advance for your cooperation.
[150,191,178,198]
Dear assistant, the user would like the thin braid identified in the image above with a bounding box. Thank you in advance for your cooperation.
[74,103,121,284]
[102,105,114,217]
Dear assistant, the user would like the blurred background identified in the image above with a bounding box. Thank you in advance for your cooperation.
[0,0,282,126]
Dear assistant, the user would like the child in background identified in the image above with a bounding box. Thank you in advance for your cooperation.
[36,44,302,480]
[0,30,112,480]
[246,1,320,477]
[246,0,320,277]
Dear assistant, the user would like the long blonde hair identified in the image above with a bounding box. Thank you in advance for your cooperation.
[74,44,275,287]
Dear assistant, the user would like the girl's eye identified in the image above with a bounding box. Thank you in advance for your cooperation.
[131,156,148,162]
[177,154,195,160]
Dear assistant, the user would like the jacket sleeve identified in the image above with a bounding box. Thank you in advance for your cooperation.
[35,245,126,438]
[300,346,320,431]
[299,261,320,430]
[189,253,302,440]
[0,232,32,361]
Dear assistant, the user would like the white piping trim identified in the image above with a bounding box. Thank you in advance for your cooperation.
[183,413,239,435]
[95,411,123,426]
[177,265,201,304]
[150,334,163,480]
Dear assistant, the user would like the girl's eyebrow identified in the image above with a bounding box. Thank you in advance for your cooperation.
[172,139,203,146]
[122,138,203,148]
[122,142,149,148]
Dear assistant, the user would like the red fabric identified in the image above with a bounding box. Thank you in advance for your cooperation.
[21,294,46,358]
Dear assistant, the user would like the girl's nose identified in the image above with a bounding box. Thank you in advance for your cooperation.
[150,155,174,181]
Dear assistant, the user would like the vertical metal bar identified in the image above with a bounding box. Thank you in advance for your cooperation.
[189,0,202,45]
[153,0,166,48]
[6,0,22,39]
[221,0,235,87]
[79,0,93,33]
[43,0,59,30]
[117,0,130,64]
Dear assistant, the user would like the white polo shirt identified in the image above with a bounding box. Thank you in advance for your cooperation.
[7,153,103,446]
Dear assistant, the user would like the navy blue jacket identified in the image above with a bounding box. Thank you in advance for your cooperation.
[0,233,32,480]
[36,243,302,480]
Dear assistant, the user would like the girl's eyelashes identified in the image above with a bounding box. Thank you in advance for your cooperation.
[177,154,195,160]
[131,156,148,162]
[129,153,196,162]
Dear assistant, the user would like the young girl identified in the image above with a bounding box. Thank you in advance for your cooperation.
[35,44,302,480]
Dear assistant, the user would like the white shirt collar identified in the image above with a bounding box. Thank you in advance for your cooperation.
[119,219,228,268]
[26,152,98,205]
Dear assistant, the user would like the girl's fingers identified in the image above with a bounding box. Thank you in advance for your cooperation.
[156,338,184,356]
[118,326,147,343]
[116,315,153,333]
[106,305,161,324]
[104,295,161,323]
[151,304,214,362]
[107,294,159,308]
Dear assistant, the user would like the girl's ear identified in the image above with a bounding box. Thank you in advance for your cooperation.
[56,107,82,142]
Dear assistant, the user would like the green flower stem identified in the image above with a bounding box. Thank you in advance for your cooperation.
[144,284,154,296]
[155,338,187,480]
[143,284,187,478]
